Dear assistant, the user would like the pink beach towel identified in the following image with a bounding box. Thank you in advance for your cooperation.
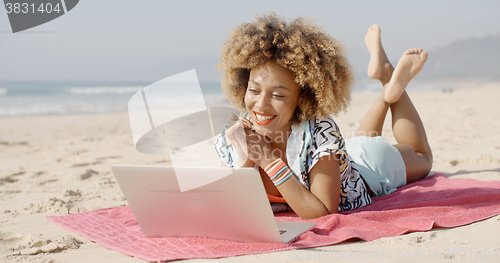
[47,174,500,262]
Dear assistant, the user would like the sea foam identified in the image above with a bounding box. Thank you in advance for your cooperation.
[66,86,142,95]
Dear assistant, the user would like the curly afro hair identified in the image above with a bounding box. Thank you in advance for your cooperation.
[216,13,355,124]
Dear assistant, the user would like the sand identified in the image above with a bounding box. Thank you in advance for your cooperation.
[1,82,500,262]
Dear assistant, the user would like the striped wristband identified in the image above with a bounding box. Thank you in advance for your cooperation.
[264,158,294,186]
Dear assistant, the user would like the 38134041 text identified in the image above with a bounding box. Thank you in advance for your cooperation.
[5,2,62,14]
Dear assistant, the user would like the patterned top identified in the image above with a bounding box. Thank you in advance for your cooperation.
[214,116,373,212]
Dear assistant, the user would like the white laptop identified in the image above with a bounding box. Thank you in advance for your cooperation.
[111,165,316,243]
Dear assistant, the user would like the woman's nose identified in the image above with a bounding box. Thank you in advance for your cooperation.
[255,93,271,109]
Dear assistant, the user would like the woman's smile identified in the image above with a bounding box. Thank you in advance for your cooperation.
[253,111,277,125]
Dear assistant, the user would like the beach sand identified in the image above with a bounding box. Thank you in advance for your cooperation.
[1,82,499,262]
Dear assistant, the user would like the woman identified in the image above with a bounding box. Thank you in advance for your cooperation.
[214,14,432,220]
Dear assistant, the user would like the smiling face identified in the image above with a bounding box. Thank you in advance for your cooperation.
[245,60,303,140]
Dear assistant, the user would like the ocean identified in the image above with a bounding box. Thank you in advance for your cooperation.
[0,81,229,116]
[0,81,442,117]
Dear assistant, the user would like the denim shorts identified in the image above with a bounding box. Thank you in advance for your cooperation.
[345,136,407,197]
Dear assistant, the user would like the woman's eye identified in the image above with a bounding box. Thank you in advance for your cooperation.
[272,94,285,98]
[248,88,259,94]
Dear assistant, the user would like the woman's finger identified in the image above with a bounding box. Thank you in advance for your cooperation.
[227,116,252,131]
[244,128,262,144]
[227,127,248,158]
[240,117,254,130]
[228,123,249,151]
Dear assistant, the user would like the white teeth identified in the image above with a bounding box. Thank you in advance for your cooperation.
[255,113,276,121]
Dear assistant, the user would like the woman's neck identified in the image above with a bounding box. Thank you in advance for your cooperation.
[268,124,293,157]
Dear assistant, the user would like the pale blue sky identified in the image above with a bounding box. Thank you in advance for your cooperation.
[1,0,499,83]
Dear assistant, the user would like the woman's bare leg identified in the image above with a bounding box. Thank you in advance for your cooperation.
[356,25,433,184]
[386,49,432,183]
[355,24,393,137]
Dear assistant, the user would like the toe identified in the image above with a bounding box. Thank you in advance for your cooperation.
[370,24,380,32]
[420,50,428,61]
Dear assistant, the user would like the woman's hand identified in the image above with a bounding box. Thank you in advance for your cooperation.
[244,129,276,168]
[225,113,277,168]
[225,113,255,167]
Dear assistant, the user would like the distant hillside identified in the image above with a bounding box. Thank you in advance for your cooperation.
[420,35,500,81]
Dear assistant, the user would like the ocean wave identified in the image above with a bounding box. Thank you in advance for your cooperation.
[66,86,143,95]
[0,103,129,116]
[0,88,7,96]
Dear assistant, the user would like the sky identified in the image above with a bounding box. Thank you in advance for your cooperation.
[1,0,499,84]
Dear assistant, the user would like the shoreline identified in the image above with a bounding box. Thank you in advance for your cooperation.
[2,80,498,118]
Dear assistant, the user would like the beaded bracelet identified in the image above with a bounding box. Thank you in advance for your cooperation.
[264,158,294,186]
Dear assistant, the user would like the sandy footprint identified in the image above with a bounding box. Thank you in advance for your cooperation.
[37,178,58,186]
[0,176,19,185]
[399,232,437,245]
[23,198,73,215]
[0,141,28,146]
[477,154,500,165]
[450,155,500,166]
[72,161,97,167]
[0,232,35,245]
[0,170,27,185]
[4,234,83,256]
[0,232,38,254]
[30,171,46,178]
[95,155,122,161]
[78,169,98,180]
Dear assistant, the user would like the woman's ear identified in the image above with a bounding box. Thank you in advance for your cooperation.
[298,88,306,104]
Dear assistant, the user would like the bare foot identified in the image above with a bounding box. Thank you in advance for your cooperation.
[365,24,393,83]
[385,48,428,103]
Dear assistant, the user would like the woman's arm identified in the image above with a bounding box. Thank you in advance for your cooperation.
[261,155,341,220]
[223,117,341,219]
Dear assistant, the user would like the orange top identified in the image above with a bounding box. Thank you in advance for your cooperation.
[267,194,287,204]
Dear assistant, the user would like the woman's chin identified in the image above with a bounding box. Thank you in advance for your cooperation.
[253,125,272,136]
